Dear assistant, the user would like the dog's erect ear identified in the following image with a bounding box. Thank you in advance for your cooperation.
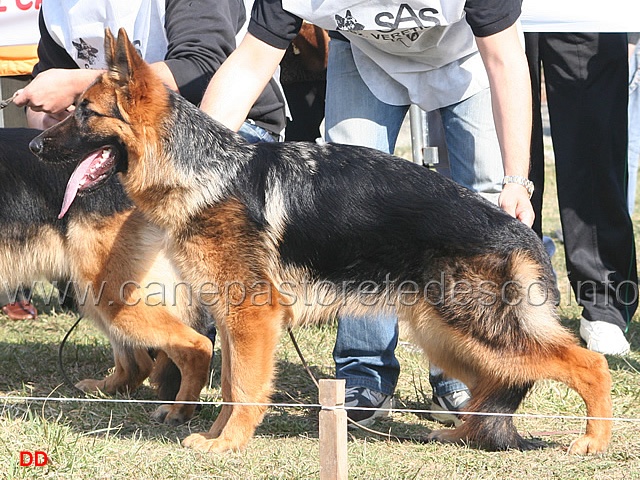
[104,28,116,69]
[105,27,148,92]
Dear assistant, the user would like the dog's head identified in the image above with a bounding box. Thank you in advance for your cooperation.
[30,28,169,218]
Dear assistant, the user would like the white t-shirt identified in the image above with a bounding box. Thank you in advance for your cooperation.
[281,0,490,110]
[43,0,167,69]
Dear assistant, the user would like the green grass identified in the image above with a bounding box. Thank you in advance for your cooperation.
[1,125,640,478]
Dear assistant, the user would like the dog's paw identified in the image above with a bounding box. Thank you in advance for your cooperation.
[182,432,245,453]
[151,404,192,425]
[75,378,106,394]
[567,434,609,455]
[427,428,464,445]
[151,404,171,423]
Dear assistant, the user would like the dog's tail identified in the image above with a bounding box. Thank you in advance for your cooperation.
[425,248,572,354]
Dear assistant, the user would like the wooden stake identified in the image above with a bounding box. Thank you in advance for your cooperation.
[319,379,348,480]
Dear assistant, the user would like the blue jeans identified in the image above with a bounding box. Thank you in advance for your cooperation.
[238,121,278,143]
[327,39,502,396]
[628,40,640,213]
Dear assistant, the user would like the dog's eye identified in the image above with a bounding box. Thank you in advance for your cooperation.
[76,101,107,120]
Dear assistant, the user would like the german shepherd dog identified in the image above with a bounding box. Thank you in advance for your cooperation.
[0,127,213,421]
[30,29,612,454]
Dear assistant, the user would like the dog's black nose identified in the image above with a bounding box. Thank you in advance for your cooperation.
[29,136,43,155]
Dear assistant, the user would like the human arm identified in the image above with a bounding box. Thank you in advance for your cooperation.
[200,33,287,131]
[475,24,534,226]
[465,0,534,225]
[199,0,301,130]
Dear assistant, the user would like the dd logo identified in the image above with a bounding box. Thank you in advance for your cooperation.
[19,450,49,467]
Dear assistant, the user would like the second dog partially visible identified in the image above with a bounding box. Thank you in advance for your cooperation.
[0,127,213,422]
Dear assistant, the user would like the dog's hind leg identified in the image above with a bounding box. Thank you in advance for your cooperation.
[427,344,612,454]
[541,344,612,454]
[76,343,153,395]
[428,380,541,451]
[182,298,285,453]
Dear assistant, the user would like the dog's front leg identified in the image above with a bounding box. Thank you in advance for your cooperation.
[182,291,285,453]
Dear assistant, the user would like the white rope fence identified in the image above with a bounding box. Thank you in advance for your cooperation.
[3,381,640,480]
[2,393,640,422]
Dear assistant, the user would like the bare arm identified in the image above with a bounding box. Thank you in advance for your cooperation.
[199,33,286,131]
[476,24,534,227]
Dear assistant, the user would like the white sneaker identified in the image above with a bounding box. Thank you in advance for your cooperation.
[579,317,630,355]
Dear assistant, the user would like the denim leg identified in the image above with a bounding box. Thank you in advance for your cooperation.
[325,39,408,152]
[333,313,400,395]
[428,364,468,396]
[439,88,503,203]
[326,40,407,395]
[628,41,640,213]
[237,121,277,143]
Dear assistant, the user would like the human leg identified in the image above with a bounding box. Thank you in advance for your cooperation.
[283,80,326,142]
[439,88,503,204]
[325,39,407,422]
[325,39,408,152]
[524,32,546,238]
[541,33,637,353]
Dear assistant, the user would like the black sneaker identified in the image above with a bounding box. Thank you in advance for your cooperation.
[344,386,393,428]
[429,389,471,427]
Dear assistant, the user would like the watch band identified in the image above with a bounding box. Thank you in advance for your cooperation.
[502,175,534,198]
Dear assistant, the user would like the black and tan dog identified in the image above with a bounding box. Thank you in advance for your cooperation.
[30,29,613,454]
[0,127,213,421]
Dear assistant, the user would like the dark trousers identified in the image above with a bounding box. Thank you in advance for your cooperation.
[283,80,326,142]
[525,33,638,329]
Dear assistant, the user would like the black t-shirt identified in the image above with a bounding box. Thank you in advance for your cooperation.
[249,0,522,49]
[33,0,285,134]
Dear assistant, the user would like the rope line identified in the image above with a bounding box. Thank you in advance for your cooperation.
[2,395,639,423]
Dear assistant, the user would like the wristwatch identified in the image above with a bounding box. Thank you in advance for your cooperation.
[502,175,534,198]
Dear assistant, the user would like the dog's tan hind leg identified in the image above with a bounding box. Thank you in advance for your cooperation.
[545,344,612,454]
[76,343,153,395]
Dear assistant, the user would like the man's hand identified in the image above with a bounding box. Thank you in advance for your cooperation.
[498,183,535,227]
[13,68,101,114]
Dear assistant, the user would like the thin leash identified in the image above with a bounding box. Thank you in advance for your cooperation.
[58,315,88,395]
[0,95,15,109]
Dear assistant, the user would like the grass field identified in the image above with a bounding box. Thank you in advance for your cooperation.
[1,120,640,479]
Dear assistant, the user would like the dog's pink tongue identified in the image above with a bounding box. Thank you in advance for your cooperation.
[59,151,102,219]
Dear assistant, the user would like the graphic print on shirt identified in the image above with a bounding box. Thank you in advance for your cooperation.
[43,0,168,70]
[335,10,364,31]
[334,4,441,35]
[329,3,449,49]
[71,38,98,67]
